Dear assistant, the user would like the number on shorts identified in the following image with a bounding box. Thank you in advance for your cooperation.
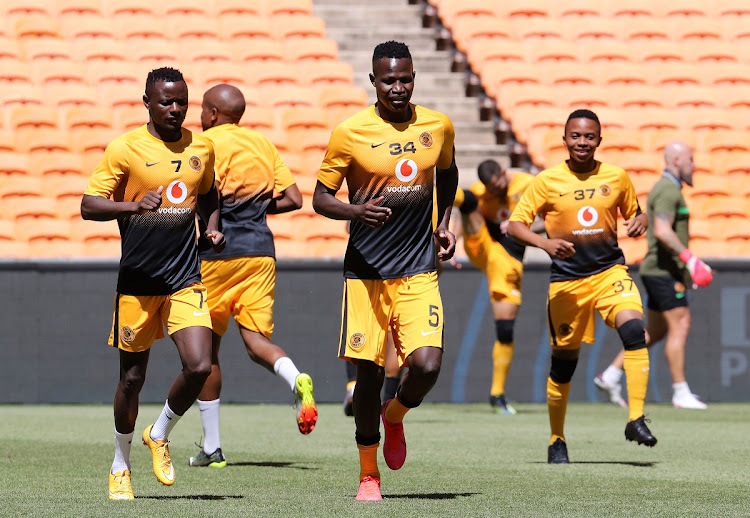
[612,278,634,293]
[193,288,203,308]
[428,305,440,327]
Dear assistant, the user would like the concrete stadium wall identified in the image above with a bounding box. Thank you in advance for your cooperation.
[1,260,748,404]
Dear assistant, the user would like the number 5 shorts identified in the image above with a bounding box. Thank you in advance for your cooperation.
[201,256,275,339]
[338,271,444,368]
[547,264,643,350]
[108,283,211,353]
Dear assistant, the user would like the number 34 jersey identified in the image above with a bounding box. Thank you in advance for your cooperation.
[318,104,455,280]
[509,161,642,282]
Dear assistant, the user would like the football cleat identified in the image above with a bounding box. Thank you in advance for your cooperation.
[189,447,227,468]
[547,438,570,464]
[489,394,517,415]
[594,374,628,408]
[625,415,657,447]
[108,469,134,500]
[381,399,406,470]
[355,475,382,501]
[294,373,318,435]
[343,382,355,417]
[142,424,175,485]
[672,392,707,410]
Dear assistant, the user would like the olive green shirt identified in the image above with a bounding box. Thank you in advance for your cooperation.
[639,173,690,283]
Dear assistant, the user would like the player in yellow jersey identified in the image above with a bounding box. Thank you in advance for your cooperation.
[507,109,656,464]
[81,68,225,499]
[187,84,317,469]
[313,41,458,500]
[453,159,537,415]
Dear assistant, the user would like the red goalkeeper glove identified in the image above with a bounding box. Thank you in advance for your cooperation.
[679,249,713,288]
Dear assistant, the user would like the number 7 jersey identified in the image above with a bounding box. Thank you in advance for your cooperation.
[509,161,642,282]
[318,104,455,279]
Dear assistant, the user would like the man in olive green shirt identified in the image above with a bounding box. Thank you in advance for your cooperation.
[595,141,713,410]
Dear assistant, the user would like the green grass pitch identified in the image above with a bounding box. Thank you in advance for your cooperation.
[1,403,749,517]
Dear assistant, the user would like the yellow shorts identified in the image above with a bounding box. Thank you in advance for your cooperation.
[109,283,211,353]
[338,272,443,368]
[463,223,523,305]
[201,256,275,338]
[547,264,643,349]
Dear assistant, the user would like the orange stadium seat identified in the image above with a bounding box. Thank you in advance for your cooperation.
[167,15,220,41]
[241,106,277,131]
[284,38,339,63]
[718,153,750,178]
[497,0,548,18]
[271,15,326,40]
[495,84,556,115]
[182,40,233,63]
[98,83,143,109]
[554,85,611,108]
[673,18,724,41]
[683,108,739,132]
[605,0,659,18]
[113,105,146,131]
[570,18,618,40]
[59,15,116,39]
[713,0,750,18]
[612,85,663,109]
[481,62,540,97]
[702,63,750,86]
[267,0,313,17]
[628,109,680,132]
[19,128,72,155]
[251,62,300,87]
[437,0,497,23]
[87,61,140,86]
[624,18,671,40]
[8,104,58,129]
[684,40,739,63]
[467,40,525,72]
[117,14,167,42]
[702,131,750,154]
[514,18,564,40]
[188,62,247,89]
[56,196,84,220]
[613,152,660,175]
[162,0,211,16]
[33,60,85,85]
[235,38,283,63]
[57,0,102,16]
[62,106,113,131]
[0,39,22,61]
[597,63,649,86]
[598,130,645,153]
[319,86,367,110]
[215,0,263,16]
[102,0,155,16]
[664,86,717,108]
[14,15,59,39]
[548,0,603,18]
[72,39,127,63]
[131,40,180,66]
[261,85,317,109]
[0,151,29,176]
[48,174,88,199]
[300,61,354,87]
[3,0,53,16]
[525,39,578,63]
[0,83,43,106]
[643,130,697,154]
[650,62,701,86]
[664,1,709,18]
[450,17,513,53]
[544,62,595,86]
[22,38,73,61]
[724,17,750,42]
[219,15,272,42]
[704,196,747,219]
[282,107,329,137]
[7,196,55,223]
[0,176,42,199]
[633,40,685,63]
[77,221,122,257]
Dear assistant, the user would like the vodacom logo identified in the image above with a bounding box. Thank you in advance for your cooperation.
[165,180,188,204]
[395,159,418,182]
[577,206,598,227]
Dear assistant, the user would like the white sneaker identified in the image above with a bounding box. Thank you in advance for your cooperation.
[594,374,628,408]
[672,392,707,410]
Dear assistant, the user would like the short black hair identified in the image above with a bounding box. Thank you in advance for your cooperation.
[372,41,411,64]
[566,109,600,129]
[146,67,185,94]
[477,159,501,184]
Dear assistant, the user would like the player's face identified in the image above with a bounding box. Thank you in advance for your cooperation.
[145,81,188,135]
[371,57,415,115]
[563,118,601,166]
[200,97,214,131]
[678,150,695,187]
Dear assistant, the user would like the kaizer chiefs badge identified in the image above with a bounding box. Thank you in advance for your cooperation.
[599,184,612,197]
[558,323,573,336]
[120,326,135,343]
[189,155,202,171]
[349,332,366,350]
[419,132,433,148]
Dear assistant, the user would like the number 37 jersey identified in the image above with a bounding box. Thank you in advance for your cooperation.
[318,104,455,280]
[509,161,642,282]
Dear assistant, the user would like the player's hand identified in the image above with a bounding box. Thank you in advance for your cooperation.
[354,196,391,228]
[624,213,648,238]
[679,249,713,287]
[205,229,226,254]
[499,220,509,235]
[136,186,163,213]
[543,238,575,259]
[447,257,463,269]
[434,227,456,261]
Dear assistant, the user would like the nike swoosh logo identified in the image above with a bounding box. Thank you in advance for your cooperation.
[641,368,650,372]
[371,142,386,148]
[558,192,569,197]
[421,329,441,336]
[621,293,636,297]
[146,162,160,167]
[163,464,174,482]
[193,311,209,316]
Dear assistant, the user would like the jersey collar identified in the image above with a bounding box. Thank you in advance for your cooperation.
[662,170,682,189]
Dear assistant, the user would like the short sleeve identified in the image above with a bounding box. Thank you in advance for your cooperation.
[84,137,129,198]
[437,114,455,170]
[198,141,216,195]
[618,170,642,220]
[649,183,680,219]
[509,174,549,225]
[271,143,295,192]
[317,125,350,191]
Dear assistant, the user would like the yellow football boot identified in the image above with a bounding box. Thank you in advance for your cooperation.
[142,424,175,485]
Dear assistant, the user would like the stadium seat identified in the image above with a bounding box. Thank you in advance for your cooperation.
[495,0,548,18]
[131,40,180,65]
[450,17,513,53]
[72,39,127,63]
[117,14,167,41]
[262,85,317,109]
[63,106,113,131]
[87,61,140,86]
[704,196,747,219]
[299,61,354,86]
[7,196,56,222]
[219,15,272,41]
[266,0,313,17]
[724,17,750,42]
[598,130,645,153]
[56,196,83,220]
[514,18,564,40]
[628,109,681,132]
[236,38,284,63]
[624,18,671,41]
[467,40,525,72]
[0,151,29,176]
[57,0,102,16]
[0,60,32,83]
[633,40,685,63]
[0,83,43,106]
[437,0,497,23]
[167,14,219,41]
[481,62,540,97]
[718,153,750,178]
[702,63,750,86]
[14,15,59,39]
[613,152,660,175]
[215,0,263,16]
[272,15,326,40]
[650,62,701,86]
[578,39,631,63]
[59,15,116,39]
[664,86,717,108]
[162,0,210,16]
[241,106,277,131]
[319,86,367,110]
[48,174,88,199]
[545,62,595,86]
[570,18,618,40]
[548,0,603,18]
[97,84,142,109]
[284,38,339,63]
[682,108,739,132]
[612,85,663,109]
[33,60,85,85]
[192,62,248,88]
[182,40,233,63]
[554,85,611,108]
[113,106,146,131]
[0,176,42,199]
[251,62,300,87]
[23,38,73,61]
[496,84,556,115]
[282,107,329,139]
[597,63,649,86]
[643,130,697,154]
[103,0,155,16]
[525,39,578,63]
[3,0,53,17]
[0,38,22,61]
[684,40,739,63]
[605,0,659,18]
[664,1,709,18]
[29,151,84,177]
[8,105,58,129]
[673,19,724,41]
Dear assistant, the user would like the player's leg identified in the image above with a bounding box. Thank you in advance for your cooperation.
[190,332,226,467]
[547,347,579,464]
[662,306,704,408]
[354,359,385,500]
[383,330,403,402]
[343,361,356,416]
[489,301,519,415]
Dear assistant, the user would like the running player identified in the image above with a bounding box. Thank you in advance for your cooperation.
[312,41,458,500]
[188,84,317,469]
[453,159,536,414]
[81,67,225,500]
[595,141,713,410]
[507,109,657,464]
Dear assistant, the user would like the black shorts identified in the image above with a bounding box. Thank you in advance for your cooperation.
[642,275,689,312]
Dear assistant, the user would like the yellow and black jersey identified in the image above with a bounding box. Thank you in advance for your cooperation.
[197,124,294,260]
[318,103,455,279]
[85,125,215,295]
[509,161,641,282]
[455,172,534,261]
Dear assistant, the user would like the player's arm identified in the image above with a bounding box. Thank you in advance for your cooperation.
[434,153,459,260]
[268,184,302,214]
[81,188,164,221]
[197,181,226,253]
[653,212,684,255]
[312,181,391,228]
[619,171,648,237]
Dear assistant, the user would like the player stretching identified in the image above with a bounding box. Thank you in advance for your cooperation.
[508,109,657,464]
[81,67,225,499]
[188,84,317,468]
[313,41,458,500]
[453,159,536,414]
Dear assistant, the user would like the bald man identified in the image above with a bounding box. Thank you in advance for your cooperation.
[595,141,713,410]
[189,84,317,468]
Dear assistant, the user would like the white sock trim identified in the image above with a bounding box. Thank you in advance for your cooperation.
[112,428,134,473]
[151,400,181,441]
[198,398,221,454]
[274,356,301,392]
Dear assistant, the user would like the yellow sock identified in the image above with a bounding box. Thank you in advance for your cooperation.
[384,395,409,424]
[547,377,570,444]
[357,443,380,481]
[490,340,514,395]
[624,348,649,421]
[346,381,356,392]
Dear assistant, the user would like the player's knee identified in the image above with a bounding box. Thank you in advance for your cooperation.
[549,356,578,384]
[119,369,147,396]
[618,319,647,351]
[494,319,514,344]
[459,190,478,214]
[184,358,212,383]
